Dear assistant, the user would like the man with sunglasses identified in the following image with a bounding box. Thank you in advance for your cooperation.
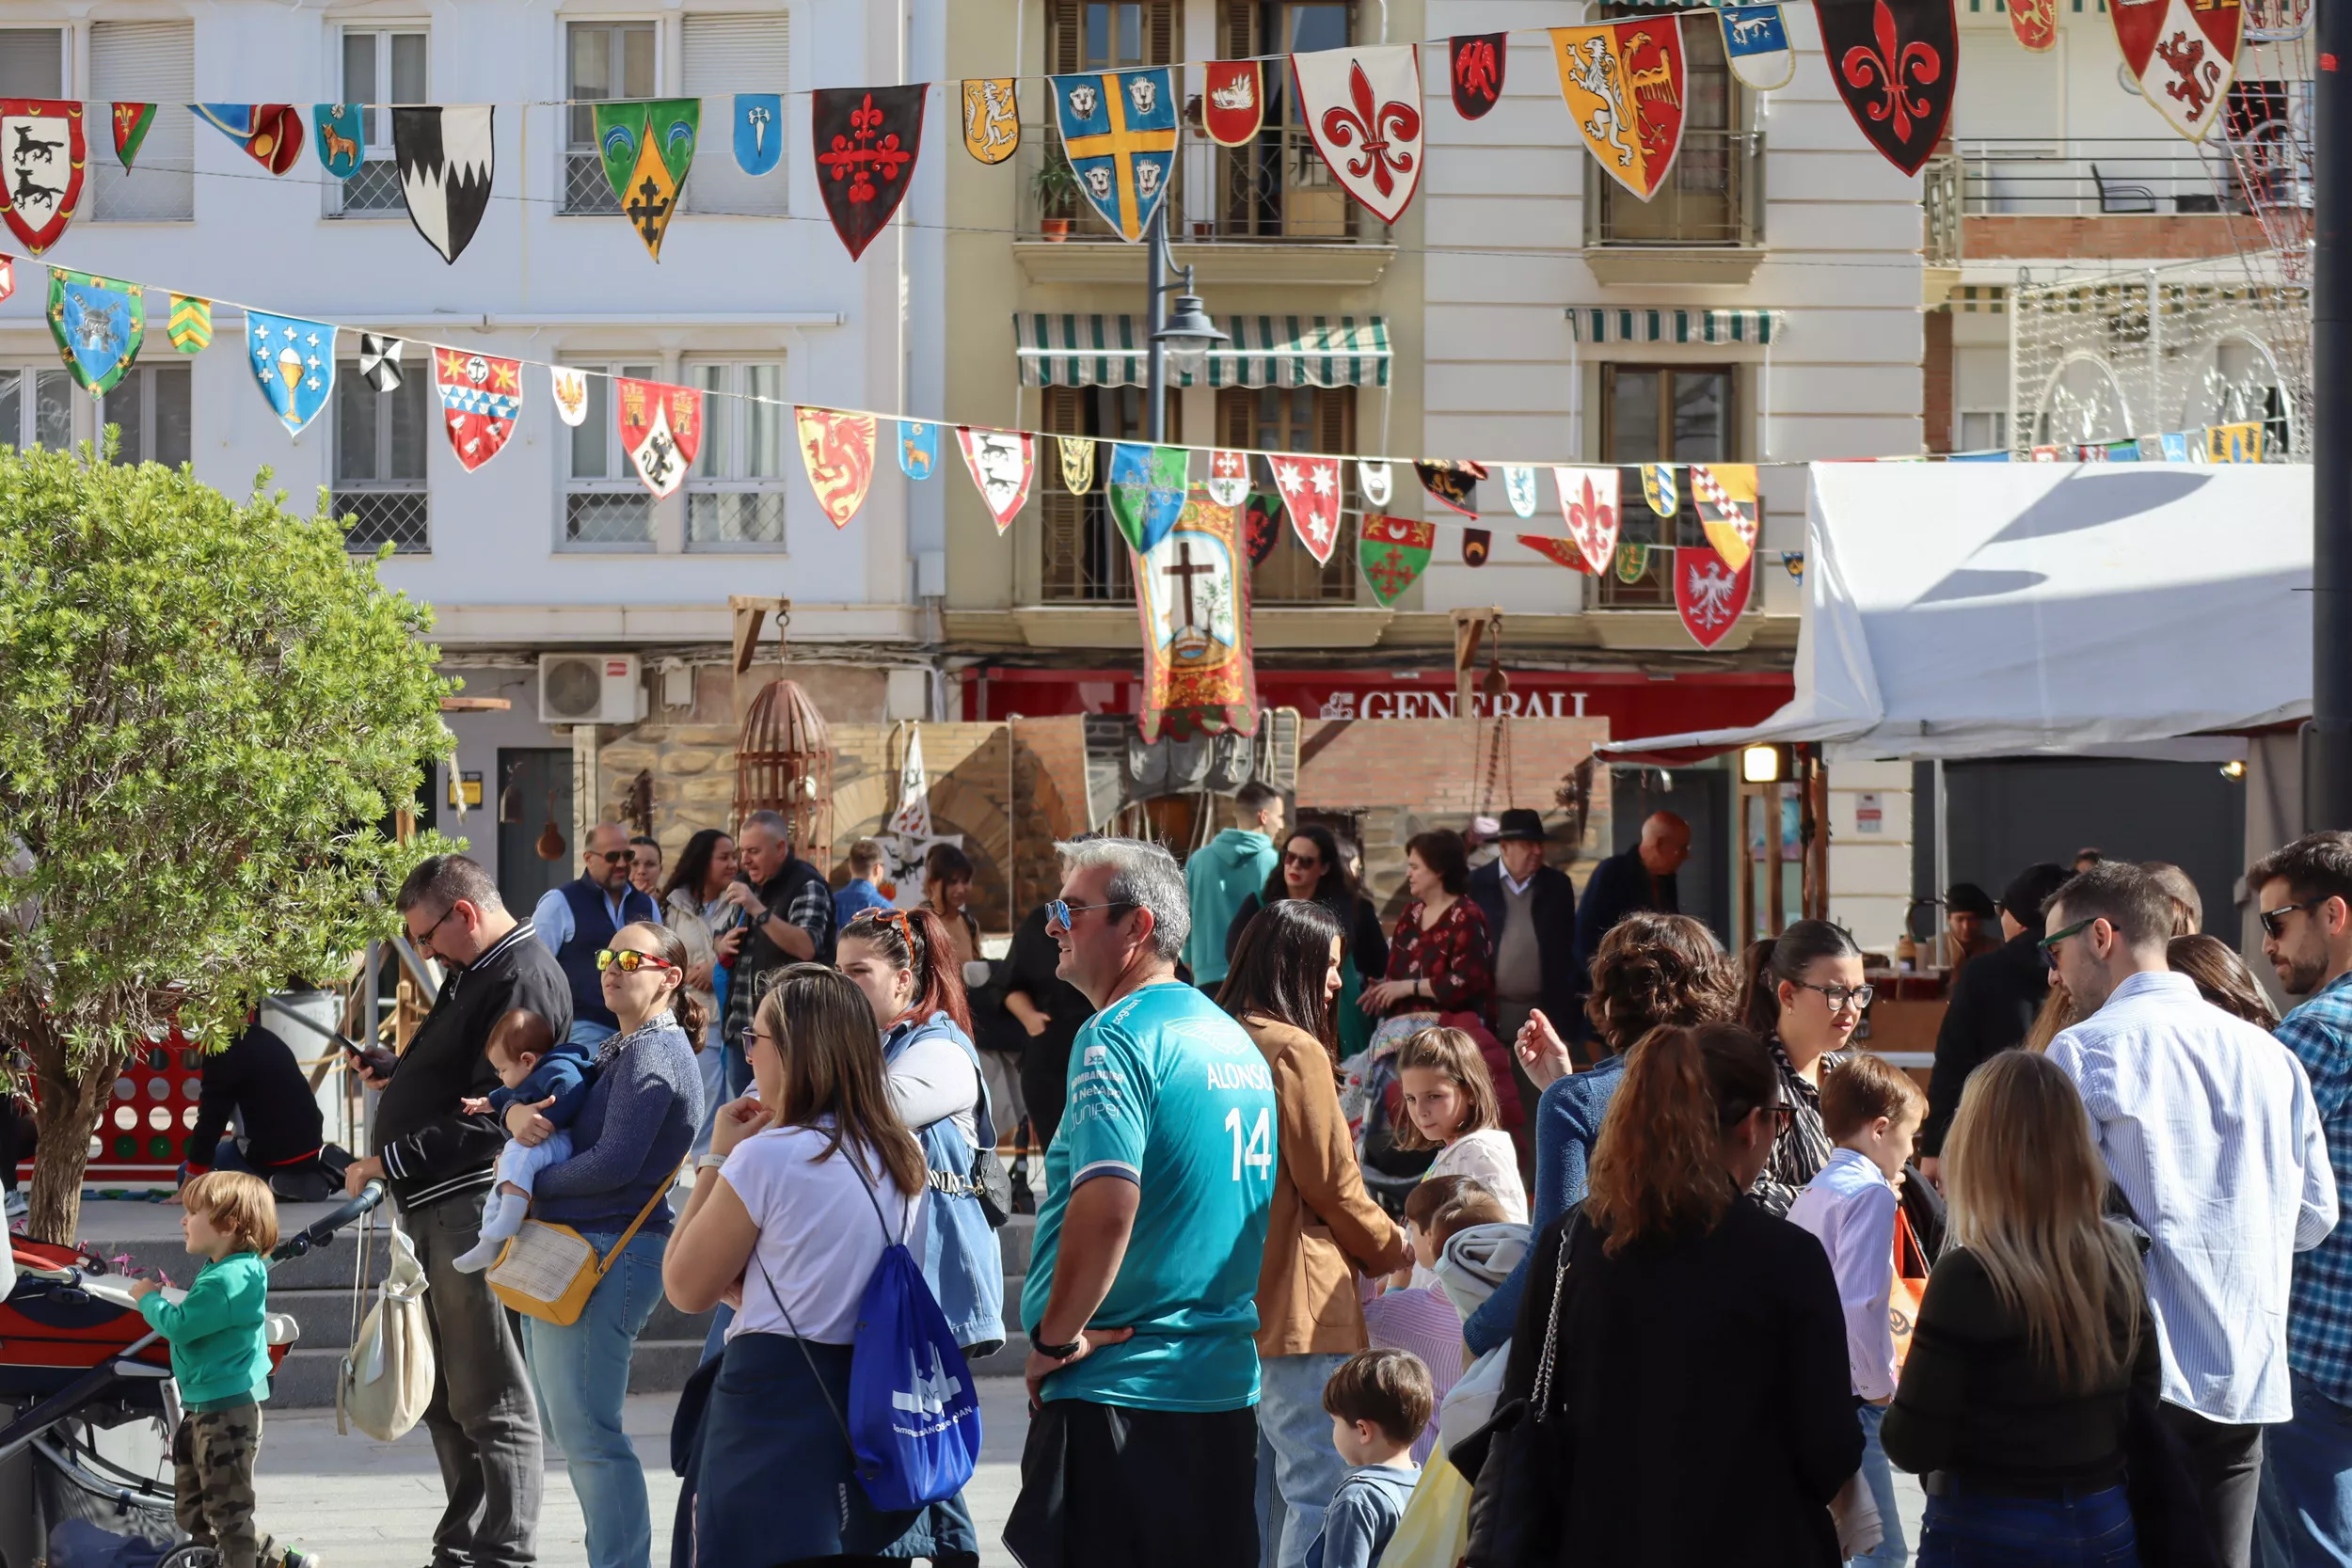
[531,821,661,1051]
[2043,860,2336,1568]
[2249,832,2352,1568]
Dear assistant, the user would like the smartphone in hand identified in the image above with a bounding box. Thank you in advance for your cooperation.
[348,1044,398,1082]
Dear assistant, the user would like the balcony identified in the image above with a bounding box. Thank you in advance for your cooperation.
[1947,136,2294,264]
[1583,126,1764,286]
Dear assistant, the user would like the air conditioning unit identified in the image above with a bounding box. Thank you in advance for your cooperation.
[538,653,644,725]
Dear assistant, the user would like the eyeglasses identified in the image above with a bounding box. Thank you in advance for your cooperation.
[746,1026,778,1053]
[1282,851,1324,870]
[591,849,633,864]
[2038,916,2094,970]
[596,947,679,974]
[2262,899,2322,940]
[1768,1103,1796,1131]
[408,903,462,953]
[1046,898,1134,932]
[1794,980,1874,1012]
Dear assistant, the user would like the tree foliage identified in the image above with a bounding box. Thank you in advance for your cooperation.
[0,446,451,1240]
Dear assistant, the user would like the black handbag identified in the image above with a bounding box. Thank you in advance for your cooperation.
[1458,1209,1585,1568]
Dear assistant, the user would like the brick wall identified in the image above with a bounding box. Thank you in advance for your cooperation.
[1963,214,2244,262]
[1923,309,1954,455]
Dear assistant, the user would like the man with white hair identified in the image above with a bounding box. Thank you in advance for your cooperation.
[1005,837,1276,1568]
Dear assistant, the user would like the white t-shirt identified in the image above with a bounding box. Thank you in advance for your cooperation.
[1429,1129,1528,1224]
[720,1122,925,1345]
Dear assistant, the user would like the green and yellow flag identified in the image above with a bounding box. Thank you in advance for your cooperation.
[594,99,701,261]
[167,293,211,354]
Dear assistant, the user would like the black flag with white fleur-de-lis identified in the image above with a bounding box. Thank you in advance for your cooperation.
[359,333,405,393]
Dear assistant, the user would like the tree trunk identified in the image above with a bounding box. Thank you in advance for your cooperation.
[24,1019,119,1246]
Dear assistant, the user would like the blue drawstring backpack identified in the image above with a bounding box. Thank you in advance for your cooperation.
[750,1152,981,1512]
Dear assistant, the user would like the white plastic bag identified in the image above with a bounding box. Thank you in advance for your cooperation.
[337,1220,433,1441]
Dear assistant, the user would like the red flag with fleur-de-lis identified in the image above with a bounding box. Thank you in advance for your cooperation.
[1813,0,1957,177]
[812,86,928,261]
[1550,467,1620,576]
[1292,46,1424,225]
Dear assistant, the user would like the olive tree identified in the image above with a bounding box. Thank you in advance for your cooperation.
[0,446,450,1242]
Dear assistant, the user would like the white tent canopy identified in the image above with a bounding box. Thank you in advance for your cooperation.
[1604,462,2313,763]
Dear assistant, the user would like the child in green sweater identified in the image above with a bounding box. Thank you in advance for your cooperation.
[127,1170,283,1568]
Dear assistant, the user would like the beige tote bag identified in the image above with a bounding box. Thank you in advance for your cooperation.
[337,1217,434,1441]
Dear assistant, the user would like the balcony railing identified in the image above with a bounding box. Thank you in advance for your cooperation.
[335,491,429,554]
[1590,127,1760,248]
[1924,153,1963,266]
[1954,136,2295,217]
[1022,122,1388,244]
[1593,495,1764,610]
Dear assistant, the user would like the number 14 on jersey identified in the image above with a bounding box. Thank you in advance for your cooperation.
[1226,1106,1272,1181]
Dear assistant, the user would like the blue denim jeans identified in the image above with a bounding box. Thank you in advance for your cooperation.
[521,1227,666,1568]
[1918,1480,2138,1568]
[1853,1403,1909,1567]
[2259,1370,2352,1568]
[689,1025,728,1161]
[1255,1351,1352,1568]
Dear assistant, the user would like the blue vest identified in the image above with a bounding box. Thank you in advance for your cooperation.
[556,878,659,1029]
[882,1010,1006,1353]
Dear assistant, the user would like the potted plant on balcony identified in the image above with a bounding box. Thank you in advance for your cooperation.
[1033,145,1080,242]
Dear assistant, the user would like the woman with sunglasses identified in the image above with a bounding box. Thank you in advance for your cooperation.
[836,905,1007,1360]
[1740,919,1870,1217]
[505,920,707,1568]
[1223,824,1391,1062]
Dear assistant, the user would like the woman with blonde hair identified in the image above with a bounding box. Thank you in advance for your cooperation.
[1883,1050,2157,1565]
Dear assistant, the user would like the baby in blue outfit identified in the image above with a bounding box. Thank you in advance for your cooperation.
[453,1009,596,1273]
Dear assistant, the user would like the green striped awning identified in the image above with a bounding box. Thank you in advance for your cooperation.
[1014,314,1391,389]
[1566,308,1785,345]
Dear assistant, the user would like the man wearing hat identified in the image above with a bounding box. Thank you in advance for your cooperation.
[1942,881,2001,976]
[1470,809,1581,1108]
[1918,861,2074,1186]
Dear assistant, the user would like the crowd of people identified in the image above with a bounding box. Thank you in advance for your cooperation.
[68,803,2352,1568]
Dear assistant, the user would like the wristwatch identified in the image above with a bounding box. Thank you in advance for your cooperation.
[1032,1335,1084,1362]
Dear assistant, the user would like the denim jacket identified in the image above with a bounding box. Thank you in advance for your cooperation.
[883,1009,1007,1352]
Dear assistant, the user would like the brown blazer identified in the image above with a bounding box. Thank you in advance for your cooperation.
[1240,1014,1408,1358]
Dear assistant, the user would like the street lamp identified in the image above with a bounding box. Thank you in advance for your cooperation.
[1143,206,1229,441]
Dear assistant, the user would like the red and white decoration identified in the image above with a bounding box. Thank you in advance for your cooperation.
[2111,0,2240,144]
[1551,466,1619,576]
[1291,46,1424,225]
[957,425,1037,533]
[1675,544,1753,650]
[1271,453,1342,564]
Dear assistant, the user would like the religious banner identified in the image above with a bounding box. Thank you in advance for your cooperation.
[2112,0,2239,143]
[1272,452,1342,563]
[1244,490,1282,565]
[192,103,303,174]
[814,87,926,260]
[1293,46,1425,225]
[1720,6,1797,90]
[735,94,784,176]
[595,99,701,261]
[1503,466,1538,518]
[167,293,211,354]
[1057,435,1096,494]
[1549,24,1687,200]
[1520,534,1593,573]
[957,426,1036,532]
[393,106,495,265]
[1641,462,1677,516]
[550,365,588,426]
[1108,442,1189,552]
[360,334,405,393]
[111,103,155,169]
[433,347,523,472]
[1691,462,1757,571]
[46,270,143,397]
[961,80,1020,165]
[2007,0,2056,52]
[899,420,939,480]
[1462,528,1491,567]
[0,102,85,255]
[1416,459,1486,518]
[1358,514,1436,607]
[1203,62,1264,146]
[312,103,364,179]
[616,377,702,499]
[1051,69,1179,242]
[1359,459,1392,506]
[1675,543,1753,650]
[246,311,335,436]
[1207,448,1250,506]
[1552,466,1620,575]
[1812,0,1956,176]
[797,406,879,528]
[1449,35,1507,119]
[1136,488,1258,742]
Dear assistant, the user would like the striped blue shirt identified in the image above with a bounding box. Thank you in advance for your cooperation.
[2276,970,2352,1404]
[2048,969,2337,1424]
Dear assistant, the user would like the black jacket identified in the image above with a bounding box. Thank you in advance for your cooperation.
[724,855,835,1046]
[1921,927,2049,1157]
[1574,847,1677,970]
[371,921,573,1212]
[1469,860,1581,1028]
[188,1024,324,1172]
[1223,891,1391,982]
[1502,1199,1860,1568]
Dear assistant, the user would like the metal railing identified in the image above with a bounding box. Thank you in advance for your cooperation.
[1924,153,1963,265]
[1589,127,1759,248]
[564,489,651,546]
[1953,137,2294,217]
[1022,122,1388,244]
[334,491,429,554]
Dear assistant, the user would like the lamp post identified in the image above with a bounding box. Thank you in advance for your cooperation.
[1143,205,1230,442]
[2312,0,2351,829]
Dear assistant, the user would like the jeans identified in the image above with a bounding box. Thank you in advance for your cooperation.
[1853,1403,1908,1567]
[722,1038,752,1100]
[690,1025,727,1161]
[405,1195,543,1568]
[567,1018,619,1052]
[1255,1351,1352,1568]
[1917,1481,2138,1567]
[2259,1370,2352,1568]
[521,1227,666,1568]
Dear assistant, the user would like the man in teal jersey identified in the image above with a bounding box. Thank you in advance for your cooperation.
[1003,837,1277,1568]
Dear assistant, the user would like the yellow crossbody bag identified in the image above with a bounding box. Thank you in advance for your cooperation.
[485,1165,681,1326]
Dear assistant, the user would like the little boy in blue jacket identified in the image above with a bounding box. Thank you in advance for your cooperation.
[453,1007,596,1272]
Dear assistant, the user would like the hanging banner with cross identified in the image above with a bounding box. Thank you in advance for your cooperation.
[813,86,926,261]
[594,98,701,261]
[1134,486,1258,743]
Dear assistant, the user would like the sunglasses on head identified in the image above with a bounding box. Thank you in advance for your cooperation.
[596,947,677,974]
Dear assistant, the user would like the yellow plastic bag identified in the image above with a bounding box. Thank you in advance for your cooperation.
[1381,1438,1472,1568]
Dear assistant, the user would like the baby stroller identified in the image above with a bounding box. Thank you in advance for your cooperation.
[0,1182,386,1568]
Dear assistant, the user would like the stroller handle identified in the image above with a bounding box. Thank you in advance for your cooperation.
[268,1179,387,1264]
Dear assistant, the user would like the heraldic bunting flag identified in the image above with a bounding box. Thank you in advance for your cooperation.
[899,420,939,480]
[312,103,364,178]
[958,427,1036,533]
[1691,463,1758,571]
[246,311,335,436]
[1813,0,1957,176]
[393,105,497,265]
[1359,515,1436,608]
[192,103,303,174]
[596,99,700,261]
[1108,443,1188,553]
[2110,0,2239,143]
[1272,453,1343,564]
[1549,23,1688,201]
[1677,543,1753,650]
[1553,466,1621,575]
[1136,488,1258,743]
[616,377,702,499]
[1051,68,1179,242]
[0,102,86,255]
[814,87,927,261]
[549,365,588,425]
[111,102,156,169]
[47,270,143,397]
[1520,533,1594,574]
[1718,6,1796,91]
[433,348,523,472]
[1450,34,1507,119]
[736,93,785,175]
[797,406,879,529]
[167,293,212,354]
[1292,46,1425,226]
[1057,436,1096,495]
[961,80,1020,166]
[1207,450,1249,507]
[1202,62,1263,146]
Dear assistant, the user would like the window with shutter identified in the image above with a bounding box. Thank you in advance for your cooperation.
[1592,11,1753,247]
[684,359,790,548]
[334,29,429,216]
[564,22,659,214]
[0,30,61,96]
[1217,385,1354,604]
[682,14,789,216]
[90,22,194,222]
[1045,2,1180,71]
[332,360,430,554]
[102,364,191,469]
[1597,364,1740,607]
[1038,386,1180,602]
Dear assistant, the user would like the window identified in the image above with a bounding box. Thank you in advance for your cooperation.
[1045,2,1179,239]
[1216,3,1359,240]
[1598,363,1745,609]
[686,361,789,548]
[0,29,62,96]
[1591,12,1754,247]
[565,23,658,215]
[90,23,194,222]
[681,15,788,216]
[564,360,658,547]
[1958,411,2007,452]
[0,368,77,451]
[1039,385,1180,602]
[333,361,430,552]
[337,29,429,215]
[101,364,190,467]
[1216,385,1355,603]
